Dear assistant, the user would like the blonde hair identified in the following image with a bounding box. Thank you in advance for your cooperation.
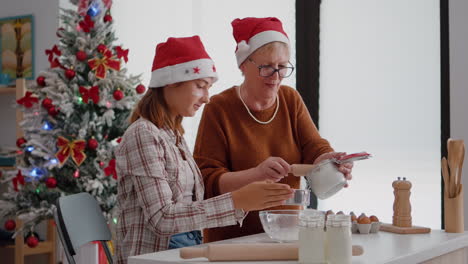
[130,87,184,135]
[253,41,289,58]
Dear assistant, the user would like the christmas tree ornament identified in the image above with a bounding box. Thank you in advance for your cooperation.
[48,106,59,116]
[87,0,101,17]
[115,46,129,63]
[79,15,95,33]
[87,138,99,150]
[17,92,39,108]
[65,68,76,79]
[36,76,46,87]
[30,168,46,178]
[104,14,112,23]
[76,50,87,61]
[45,177,57,188]
[4,219,16,231]
[79,86,100,104]
[16,137,27,148]
[56,136,87,166]
[56,27,65,38]
[97,44,107,54]
[26,234,39,248]
[73,169,80,178]
[136,84,146,94]
[104,159,117,179]
[42,121,54,131]
[113,89,124,101]
[12,170,25,192]
[42,98,53,109]
[88,51,120,79]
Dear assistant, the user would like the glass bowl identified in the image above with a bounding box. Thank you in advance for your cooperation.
[259,210,301,242]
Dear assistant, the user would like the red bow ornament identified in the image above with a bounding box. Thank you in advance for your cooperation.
[79,86,100,104]
[104,159,117,179]
[56,136,87,166]
[12,170,25,192]
[17,92,39,108]
[88,52,120,79]
[79,15,95,33]
[115,46,129,63]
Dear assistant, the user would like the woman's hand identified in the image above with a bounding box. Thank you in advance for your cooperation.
[231,181,294,211]
[314,152,354,186]
[254,157,291,182]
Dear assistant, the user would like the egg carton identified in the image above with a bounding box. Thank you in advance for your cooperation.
[351,221,381,234]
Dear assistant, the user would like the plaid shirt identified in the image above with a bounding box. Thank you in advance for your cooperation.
[114,118,241,264]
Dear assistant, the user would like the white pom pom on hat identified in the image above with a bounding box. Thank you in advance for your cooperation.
[231,17,290,67]
[148,35,218,88]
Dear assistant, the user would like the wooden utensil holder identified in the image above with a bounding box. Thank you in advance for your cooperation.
[444,184,464,233]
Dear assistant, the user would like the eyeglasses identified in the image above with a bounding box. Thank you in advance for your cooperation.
[248,58,295,78]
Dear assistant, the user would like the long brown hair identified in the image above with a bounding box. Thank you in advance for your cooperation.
[130,87,184,135]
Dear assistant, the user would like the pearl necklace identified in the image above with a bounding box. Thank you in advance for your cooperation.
[238,85,279,125]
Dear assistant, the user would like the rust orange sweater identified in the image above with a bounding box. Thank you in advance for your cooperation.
[194,85,333,242]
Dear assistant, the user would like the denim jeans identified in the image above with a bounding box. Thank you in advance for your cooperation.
[168,230,202,249]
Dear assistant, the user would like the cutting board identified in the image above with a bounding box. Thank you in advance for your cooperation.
[380,223,431,234]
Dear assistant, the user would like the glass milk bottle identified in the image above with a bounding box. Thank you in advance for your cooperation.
[326,214,352,264]
[298,210,326,264]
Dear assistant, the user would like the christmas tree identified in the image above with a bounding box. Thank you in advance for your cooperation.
[0,0,145,243]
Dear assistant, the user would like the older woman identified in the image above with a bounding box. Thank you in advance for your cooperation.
[114,36,293,264]
[193,17,354,242]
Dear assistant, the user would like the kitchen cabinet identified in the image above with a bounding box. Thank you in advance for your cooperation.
[128,231,468,264]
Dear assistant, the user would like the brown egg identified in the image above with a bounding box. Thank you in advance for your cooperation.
[326,210,335,216]
[351,215,357,222]
[337,211,344,215]
[370,215,379,222]
[358,216,371,224]
[358,213,367,220]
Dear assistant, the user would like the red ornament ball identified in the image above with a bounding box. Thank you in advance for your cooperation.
[97,44,107,53]
[76,50,87,61]
[65,69,76,79]
[87,138,99,150]
[136,84,146,94]
[26,235,39,248]
[16,137,27,148]
[103,14,113,23]
[4,219,16,231]
[113,90,124,101]
[42,98,53,109]
[36,76,46,87]
[48,106,59,116]
[45,177,57,188]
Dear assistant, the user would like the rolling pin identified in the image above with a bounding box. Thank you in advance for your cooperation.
[180,243,364,261]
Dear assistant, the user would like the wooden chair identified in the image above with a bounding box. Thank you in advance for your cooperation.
[2,218,56,264]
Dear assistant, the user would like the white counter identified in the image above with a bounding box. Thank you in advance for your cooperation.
[128,230,468,264]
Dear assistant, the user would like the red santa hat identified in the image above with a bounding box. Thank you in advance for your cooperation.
[149,36,218,88]
[231,17,290,67]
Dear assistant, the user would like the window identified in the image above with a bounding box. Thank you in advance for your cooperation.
[317,0,441,228]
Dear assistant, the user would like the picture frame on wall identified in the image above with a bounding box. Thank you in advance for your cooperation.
[0,14,34,85]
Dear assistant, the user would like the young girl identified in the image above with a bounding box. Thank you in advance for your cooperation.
[114,36,293,264]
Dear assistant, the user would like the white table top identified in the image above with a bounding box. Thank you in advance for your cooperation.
[128,230,468,264]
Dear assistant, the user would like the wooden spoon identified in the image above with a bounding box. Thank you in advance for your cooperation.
[442,157,450,196]
[290,164,317,176]
[457,142,465,191]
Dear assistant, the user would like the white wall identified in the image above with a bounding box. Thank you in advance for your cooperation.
[449,0,468,230]
[0,0,59,148]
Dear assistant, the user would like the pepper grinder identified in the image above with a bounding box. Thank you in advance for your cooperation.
[392,177,412,227]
